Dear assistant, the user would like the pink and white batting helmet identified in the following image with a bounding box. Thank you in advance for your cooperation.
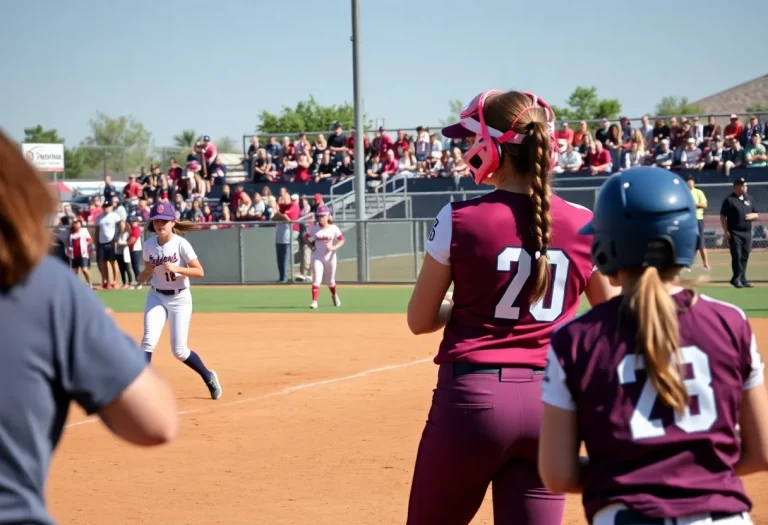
[442,90,558,185]
[315,205,330,216]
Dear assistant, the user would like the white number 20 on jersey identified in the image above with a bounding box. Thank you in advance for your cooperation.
[494,248,570,322]
[617,346,718,441]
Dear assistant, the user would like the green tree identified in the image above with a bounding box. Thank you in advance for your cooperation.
[81,112,153,175]
[257,96,368,134]
[22,125,88,179]
[550,86,622,123]
[439,99,464,127]
[216,136,240,153]
[653,96,703,117]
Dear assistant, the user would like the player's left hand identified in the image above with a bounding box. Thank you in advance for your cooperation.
[162,262,179,273]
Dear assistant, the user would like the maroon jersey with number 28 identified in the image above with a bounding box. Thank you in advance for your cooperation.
[542,290,764,523]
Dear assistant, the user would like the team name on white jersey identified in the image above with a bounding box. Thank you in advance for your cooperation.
[307,224,343,258]
[143,235,198,291]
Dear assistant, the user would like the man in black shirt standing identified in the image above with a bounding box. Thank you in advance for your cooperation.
[719,177,759,288]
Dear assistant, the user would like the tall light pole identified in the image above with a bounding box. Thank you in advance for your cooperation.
[351,0,368,282]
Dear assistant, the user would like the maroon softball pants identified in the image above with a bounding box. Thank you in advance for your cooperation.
[406,363,566,525]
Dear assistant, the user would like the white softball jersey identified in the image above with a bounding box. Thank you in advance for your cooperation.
[307,224,344,259]
[143,235,198,291]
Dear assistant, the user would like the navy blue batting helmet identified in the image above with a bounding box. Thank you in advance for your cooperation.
[579,167,699,276]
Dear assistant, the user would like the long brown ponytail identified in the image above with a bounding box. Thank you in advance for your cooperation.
[623,265,688,414]
[485,92,553,303]
[147,220,200,236]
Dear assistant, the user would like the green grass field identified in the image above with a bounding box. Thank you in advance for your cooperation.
[96,284,768,317]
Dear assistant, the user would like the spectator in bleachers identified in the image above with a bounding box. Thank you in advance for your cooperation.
[397,149,418,179]
[703,115,722,144]
[669,117,681,147]
[334,155,354,183]
[652,139,674,169]
[328,123,347,162]
[691,116,704,145]
[605,124,622,172]
[554,141,583,173]
[651,119,670,145]
[572,121,588,147]
[681,138,704,170]
[620,116,633,142]
[246,136,260,177]
[578,133,593,167]
[312,134,328,165]
[102,174,117,203]
[281,136,296,159]
[724,114,744,144]
[136,198,151,221]
[236,191,252,221]
[168,158,183,181]
[395,130,410,158]
[594,118,610,145]
[437,150,453,178]
[373,126,393,158]
[293,153,312,183]
[156,176,171,202]
[365,151,384,189]
[743,115,764,146]
[280,153,297,181]
[623,141,645,170]
[346,128,369,159]
[413,126,429,164]
[639,115,654,144]
[381,149,399,183]
[295,132,312,157]
[265,136,281,164]
[316,150,335,181]
[679,120,693,145]
[429,134,442,159]
[201,203,215,223]
[252,148,275,182]
[123,174,142,201]
[589,140,612,175]
[173,193,188,219]
[555,122,574,145]
[705,138,725,169]
[209,157,227,187]
[183,199,204,222]
[199,135,218,173]
[449,147,470,179]
[247,193,266,221]
[112,196,127,222]
[746,132,768,168]
[720,138,746,176]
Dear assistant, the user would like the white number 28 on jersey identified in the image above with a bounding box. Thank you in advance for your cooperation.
[617,346,718,441]
[494,247,570,322]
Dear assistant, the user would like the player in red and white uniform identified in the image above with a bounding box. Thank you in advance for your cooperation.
[405,89,618,525]
[306,205,344,309]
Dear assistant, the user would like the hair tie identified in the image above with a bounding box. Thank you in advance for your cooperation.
[525,122,536,134]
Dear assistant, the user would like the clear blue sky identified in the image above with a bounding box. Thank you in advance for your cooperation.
[1,0,765,147]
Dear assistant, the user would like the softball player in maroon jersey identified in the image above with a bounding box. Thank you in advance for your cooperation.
[540,167,768,525]
[405,89,618,525]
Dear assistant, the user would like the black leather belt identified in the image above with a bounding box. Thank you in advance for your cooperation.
[614,508,743,524]
[153,287,186,296]
[453,363,546,377]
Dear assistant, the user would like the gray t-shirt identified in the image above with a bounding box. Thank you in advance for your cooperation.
[0,256,147,524]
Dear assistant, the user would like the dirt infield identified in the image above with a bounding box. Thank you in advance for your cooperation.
[48,315,768,525]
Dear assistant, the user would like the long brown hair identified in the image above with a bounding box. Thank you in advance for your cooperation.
[622,265,689,414]
[484,91,553,303]
[0,131,58,288]
[147,219,200,236]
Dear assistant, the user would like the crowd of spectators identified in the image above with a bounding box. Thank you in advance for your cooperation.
[552,113,768,176]
[243,114,767,185]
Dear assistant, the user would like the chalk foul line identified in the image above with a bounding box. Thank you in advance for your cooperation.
[64,358,432,429]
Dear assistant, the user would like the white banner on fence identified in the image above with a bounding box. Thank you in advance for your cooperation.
[22,143,65,172]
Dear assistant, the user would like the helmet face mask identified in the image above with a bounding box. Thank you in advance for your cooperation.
[581,168,699,276]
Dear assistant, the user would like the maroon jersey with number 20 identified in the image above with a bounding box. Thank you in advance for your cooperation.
[542,290,764,523]
[425,189,595,367]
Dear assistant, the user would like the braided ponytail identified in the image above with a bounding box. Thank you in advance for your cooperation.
[525,121,553,304]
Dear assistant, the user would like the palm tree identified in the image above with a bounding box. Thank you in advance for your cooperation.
[173,130,198,150]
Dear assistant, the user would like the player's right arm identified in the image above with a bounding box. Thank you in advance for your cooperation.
[407,204,452,335]
[735,323,768,476]
[57,265,177,446]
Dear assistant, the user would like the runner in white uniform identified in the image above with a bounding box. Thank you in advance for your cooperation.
[306,205,344,309]
[138,202,222,399]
